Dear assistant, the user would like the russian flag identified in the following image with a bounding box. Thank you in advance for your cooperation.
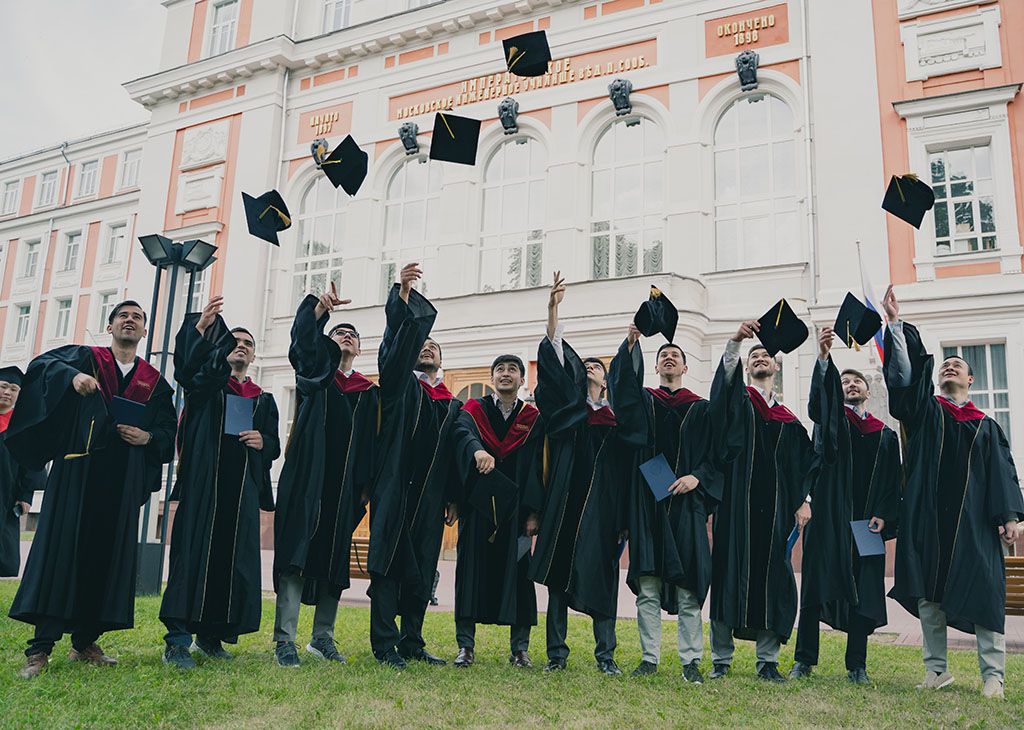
[857,244,886,362]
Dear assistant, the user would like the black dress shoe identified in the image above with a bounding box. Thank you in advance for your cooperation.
[597,659,622,676]
[510,650,533,668]
[789,661,813,679]
[544,658,567,672]
[454,647,475,668]
[709,663,730,679]
[758,663,787,683]
[848,667,870,685]
[377,649,408,670]
[630,660,657,677]
[402,648,446,666]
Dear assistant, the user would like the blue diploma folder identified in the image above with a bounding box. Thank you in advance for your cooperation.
[224,394,254,436]
[850,519,886,557]
[639,454,675,502]
[786,526,800,558]
[110,396,146,427]
[517,535,532,561]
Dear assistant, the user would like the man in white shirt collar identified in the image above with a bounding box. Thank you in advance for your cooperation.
[413,337,444,388]
[722,324,781,408]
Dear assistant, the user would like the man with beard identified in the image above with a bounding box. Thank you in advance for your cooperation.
[272,285,379,667]
[530,273,645,676]
[610,333,723,683]
[160,296,280,670]
[791,326,901,684]
[881,285,1022,699]
[8,301,176,679]
[708,320,813,683]
[369,263,461,669]
[0,368,45,578]
[451,354,544,668]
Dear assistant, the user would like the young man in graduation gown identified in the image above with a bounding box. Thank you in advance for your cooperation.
[791,327,901,684]
[368,264,461,669]
[881,286,1022,699]
[451,353,544,668]
[7,301,176,679]
[530,274,643,676]
[160,296,280,670]
[0,368,45,578]
[609,333,724,684]
[272,286,379,667]
[707,319,813,683]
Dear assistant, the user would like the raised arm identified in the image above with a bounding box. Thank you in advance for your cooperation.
[808,326,841,466]
[709,321,758,463]
[378,264,436,403]
[881,286,936,428]
[606,324,651,450]
[534,272,587,439]
[288,292,344,395]
[174,296,234,401]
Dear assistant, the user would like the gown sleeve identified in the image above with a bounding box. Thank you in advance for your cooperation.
[257,393,281,511]
[883,320,937,429]
[534,336,587,440]
[288,295,343,396]
[607,338,652,450]
[174,313,234,403]
[983,420,1024,525]
[808,356,842,467]
[143,380,177,469]
[378,285,438,406]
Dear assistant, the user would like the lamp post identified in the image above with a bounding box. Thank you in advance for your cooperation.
[136,235,218,595]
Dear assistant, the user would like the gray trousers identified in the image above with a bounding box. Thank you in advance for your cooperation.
[918,599,1005,682]
[636,576,704,665]
[272,573,340,644]
[710,619,782,672]
[456,619,530,654]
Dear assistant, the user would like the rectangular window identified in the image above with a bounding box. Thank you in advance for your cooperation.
[120,149,141,189]
[942,343,1010,442]
[188,267,209,313]
[105,223,127,265]
[2,181,18,215]
[61,232,82,272]
[930,145,998,256]
[98,292,117,330]
[22,241,40,277]
[54,298,72,339]
[77,160,98,198]
[208,0,239,56]
[14,305,31,344]
[37,171,58,207]
[323,0,351,32]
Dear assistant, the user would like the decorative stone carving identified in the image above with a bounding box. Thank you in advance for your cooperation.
[498,97,520,135]
[607,78,633,117]
[900,5,1002,81]
[399,122,420,155]
[917,24,985,67]
[180,120,229,171]
[736,50,759,91]
[311,138,330,168]
[175,166,224,214]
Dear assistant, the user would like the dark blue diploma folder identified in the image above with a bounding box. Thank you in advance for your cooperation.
[639,453,675,502]
[224,394,254,436]
[850,519,886,557]
[110,396,146,427]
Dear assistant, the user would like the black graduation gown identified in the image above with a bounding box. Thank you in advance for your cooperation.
[708,355,813,641]
[801,357,901,632]
[368,285,461,600]
[884,322,1023,634]
[452,396,544,626]
[529,337,642,620]
[274,295,379,603]
[0,419,46,576]
[6,345,176,631]
[159,314,279,640]
[608,339,724,612]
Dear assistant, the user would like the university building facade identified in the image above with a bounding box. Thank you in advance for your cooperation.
[1,0,1022,552]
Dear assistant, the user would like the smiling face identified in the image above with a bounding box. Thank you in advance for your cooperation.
[228,331,256,370]
[491,361,523,397]
[746,346,779,379]
[416,338,442,373]
[0,380,20,413]
[330,325,361,358]
[655,345,688,379]
[938,356,973,391]
[106,304,147,345]
[840,370,869,406]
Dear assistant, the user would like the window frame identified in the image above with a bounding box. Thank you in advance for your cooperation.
[103,221,128,266]
[53,297,73,340]
[381,158,444,300]
[1,180,20,216]
[13,303,32,345]
[291,176,351,305]
[942,340,1011,442]
[60,231,83,272]
[322,0,352,33]
[206,0,240,58]
[76,159,99,199]
[20,239,41,278]
[97,291,118,331]
[36,170,59,208]
[118,149,142,190]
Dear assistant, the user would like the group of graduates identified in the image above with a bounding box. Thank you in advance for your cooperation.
[0,264,1021,700]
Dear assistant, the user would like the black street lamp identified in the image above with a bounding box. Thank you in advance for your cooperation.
[137,235,218,595]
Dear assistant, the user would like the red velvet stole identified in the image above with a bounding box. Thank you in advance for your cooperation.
[646,386,702,409]
[418,378,454,401]
[90,346,159,403]
[936,396,986,422]
[587,405,617,427]
[225,377,263,398]
[462,397,539,460]
[844,406,886,434]
[333,370,375,394]
[746,386,798,424]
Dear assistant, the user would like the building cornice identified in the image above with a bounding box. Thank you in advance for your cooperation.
[892,83,1021,119]
[0,123,148,171]
[0,189,140,234]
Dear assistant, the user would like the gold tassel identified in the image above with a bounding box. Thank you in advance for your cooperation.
[488,495,497,543]
[438,113,455,139]
[64,418,95,460]
[775,299,785,327]
[507,49,526,72]
[260,205,291,228]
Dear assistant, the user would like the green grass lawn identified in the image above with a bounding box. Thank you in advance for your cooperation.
[0,580,1017,728]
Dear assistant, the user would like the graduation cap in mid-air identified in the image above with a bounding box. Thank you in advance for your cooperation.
[428,112,482,166]
[318,135,369,197]
[467,470,520,542]
[833,292,883,350]
[756,299,808,357]
[634,285,678,342]
[242,190,292,246]
[881,173,935,229]
[502,30,552,78]
[0,366,24,386]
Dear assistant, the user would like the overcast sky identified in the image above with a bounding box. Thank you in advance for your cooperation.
[0,0,166,160]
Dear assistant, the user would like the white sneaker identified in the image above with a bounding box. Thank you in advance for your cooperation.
[916,671,954,689]
[982,676,1004,699]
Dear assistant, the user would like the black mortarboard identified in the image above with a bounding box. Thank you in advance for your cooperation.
[881,174,935,229]
[634,285,678,342]
[319,135,368,196]
[242,190,291,246]
[428,112,481,166]
[467,470,520,541]
[0,366,24,386]
[833,292,882,350]
[756,299,808,357]
[502,30,552,78]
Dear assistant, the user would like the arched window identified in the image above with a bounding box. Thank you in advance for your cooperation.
[292,176,349,303]
[383,159,444,299]
[590,118,664,280]
[480,138,547,291]
[713,93,798,270]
